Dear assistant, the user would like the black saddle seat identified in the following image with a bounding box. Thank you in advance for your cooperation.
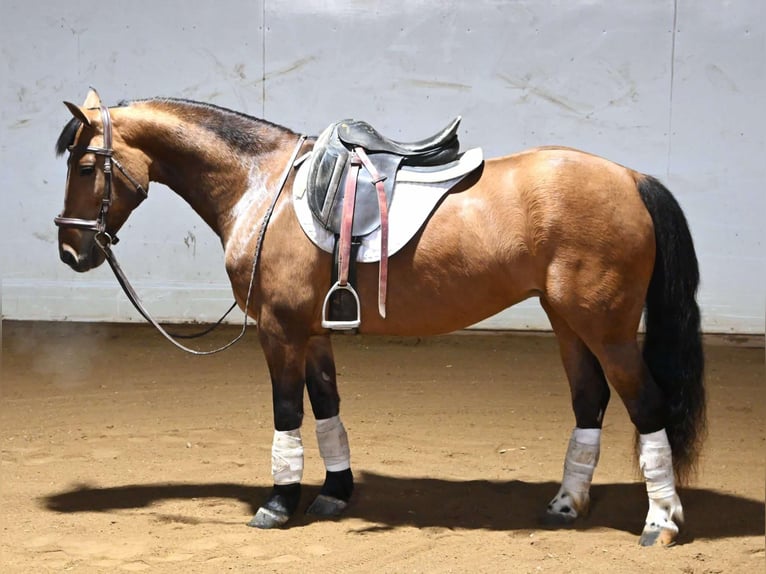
[337,117,461,166]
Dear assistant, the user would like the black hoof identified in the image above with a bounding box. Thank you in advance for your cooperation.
[541,510,577,527]
[320,468,354,501]
[247,483,301,529]
[306,494,348,517]
[639,526,677,547]
[639,527,660,547]
[249,506,290,529]
[304,469,353,519]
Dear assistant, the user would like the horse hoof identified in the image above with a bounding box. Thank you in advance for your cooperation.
[542,490,585,527]
[248,483,301,529]
[639,526,677,547]
[640,495,682,546]
[306,494,348,517]
[541,510,577,527]
[248,506,290,529]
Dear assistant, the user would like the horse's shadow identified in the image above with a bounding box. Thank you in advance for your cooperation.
[42,471,764,541]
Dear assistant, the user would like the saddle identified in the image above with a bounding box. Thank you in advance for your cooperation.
[306,118,462,330]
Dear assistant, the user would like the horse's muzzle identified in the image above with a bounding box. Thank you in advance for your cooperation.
[59,239,103,272]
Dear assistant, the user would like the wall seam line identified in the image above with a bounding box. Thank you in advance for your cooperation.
[666,0,678,180]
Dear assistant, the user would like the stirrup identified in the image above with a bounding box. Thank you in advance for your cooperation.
[321,281,361,330]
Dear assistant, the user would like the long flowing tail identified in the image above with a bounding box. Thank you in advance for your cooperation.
[636,175,706,484]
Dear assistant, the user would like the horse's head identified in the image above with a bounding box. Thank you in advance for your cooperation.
[54,88,149,272]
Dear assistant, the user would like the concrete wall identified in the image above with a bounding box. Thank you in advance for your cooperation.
[1,1,763,333]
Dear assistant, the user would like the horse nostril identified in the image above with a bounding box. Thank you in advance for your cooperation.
[60,243,85,269]
[60,249,77,267]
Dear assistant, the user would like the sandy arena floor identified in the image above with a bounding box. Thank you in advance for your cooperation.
[1,321,763,573]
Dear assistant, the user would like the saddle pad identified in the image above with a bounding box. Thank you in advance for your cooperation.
[293,148,483,263]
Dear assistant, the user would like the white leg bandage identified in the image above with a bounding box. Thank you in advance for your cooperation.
[271,428,304,485]
[315,415,350,472]
[639,429,683,534]
[639,429,676,500]
[561,427,601,497]
[548,427,601,519]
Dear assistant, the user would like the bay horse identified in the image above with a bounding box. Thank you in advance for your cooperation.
[54,89,704,546]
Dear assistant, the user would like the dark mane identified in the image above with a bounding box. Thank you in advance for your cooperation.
[55,101,130,157]
[55,97,296,156]
[124,97,296,153]
[55,117,81,156]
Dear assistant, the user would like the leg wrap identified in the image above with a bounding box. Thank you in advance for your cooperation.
[638,429,683,542]
[315,415,350,472]
[639,429,676,500]
[271,428,304,485]
[561,427,601,497]
[638,429,684,532]
[547,427,601,521]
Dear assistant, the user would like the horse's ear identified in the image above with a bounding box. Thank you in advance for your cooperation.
[64,101,92,126]
[82,87,102,109]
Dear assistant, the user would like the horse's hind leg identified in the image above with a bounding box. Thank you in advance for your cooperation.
[304,334,354,517]
[593,340,683,546]
[543,302,610,525]
[553,301,682,545]
[568,303,683,546]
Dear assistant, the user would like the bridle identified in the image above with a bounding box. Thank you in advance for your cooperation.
[54,102,308,354]
[54,104,148,247]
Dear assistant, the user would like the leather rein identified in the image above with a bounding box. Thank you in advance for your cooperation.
[54,103,307,355]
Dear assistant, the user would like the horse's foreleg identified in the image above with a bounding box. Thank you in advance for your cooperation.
[543,303,610,524]
[249,332,308,529]
[304,334,354,517]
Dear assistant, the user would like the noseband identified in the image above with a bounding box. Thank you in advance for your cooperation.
[54,104,148,246]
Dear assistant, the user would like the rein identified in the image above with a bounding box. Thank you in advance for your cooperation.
[55,103,307,355]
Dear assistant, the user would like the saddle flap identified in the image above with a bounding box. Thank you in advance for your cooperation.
[307,122,350,227]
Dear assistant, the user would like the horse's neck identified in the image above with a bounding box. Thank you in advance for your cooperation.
[114,103,285,242]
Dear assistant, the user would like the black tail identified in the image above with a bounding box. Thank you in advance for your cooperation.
[637,175,706,484]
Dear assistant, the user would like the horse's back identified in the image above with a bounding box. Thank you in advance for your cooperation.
[444,145,653,272]
[356,146,655,335]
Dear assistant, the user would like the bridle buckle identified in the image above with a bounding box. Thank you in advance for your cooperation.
[95,230,117,248]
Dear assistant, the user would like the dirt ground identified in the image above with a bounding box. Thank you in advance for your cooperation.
[1,321,763,573]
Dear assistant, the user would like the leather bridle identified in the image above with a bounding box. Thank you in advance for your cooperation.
[54,104,148,247]
[54,101,308,354]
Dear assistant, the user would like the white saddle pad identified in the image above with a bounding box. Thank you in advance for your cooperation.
[292,147,483,263]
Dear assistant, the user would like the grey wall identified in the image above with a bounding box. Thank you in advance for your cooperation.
[1,1,763,333]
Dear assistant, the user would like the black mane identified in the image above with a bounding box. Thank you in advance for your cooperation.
[55,97,296,157]
[55,117,81,156]
[55,101,130,157]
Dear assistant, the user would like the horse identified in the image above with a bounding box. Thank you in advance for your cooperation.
[54,89,704,546]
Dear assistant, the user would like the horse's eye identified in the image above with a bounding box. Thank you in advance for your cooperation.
[79,165,96,176]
